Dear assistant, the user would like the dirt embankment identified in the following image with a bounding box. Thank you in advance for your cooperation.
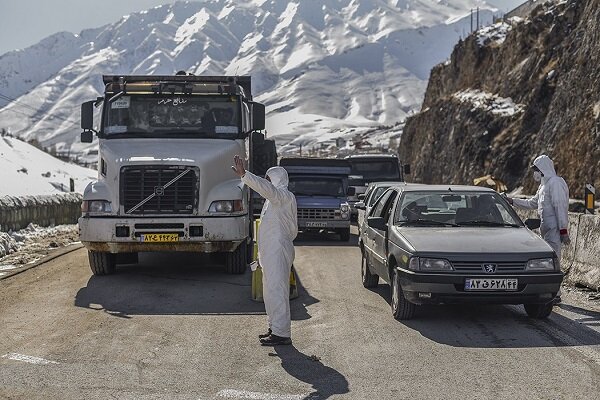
[399,0,600,197]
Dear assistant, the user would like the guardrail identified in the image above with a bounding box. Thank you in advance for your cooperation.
[0,193,83,232]
[518,210,600,291]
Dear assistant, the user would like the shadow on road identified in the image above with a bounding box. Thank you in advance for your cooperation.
[558,303,600,327]
[272,345,349,400]
[74,252,319,319]
[294,231,359,247]
[368,283,600,349]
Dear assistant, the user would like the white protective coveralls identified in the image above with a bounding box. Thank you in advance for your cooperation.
[242,167,298,338]
[512,155,570,260]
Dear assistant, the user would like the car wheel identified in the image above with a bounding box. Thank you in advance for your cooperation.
[88,251,116,276]
[339,228,351,242]
[361,250,379,288]
[391,268,415,320]
[524,302,553,319]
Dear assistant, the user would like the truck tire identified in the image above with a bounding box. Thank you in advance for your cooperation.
[338,228,351,242]
[524,303,553,319]
[391,268,415,320]
[225,241,248,275]
[88,251,116,276]
[361,250,379,288]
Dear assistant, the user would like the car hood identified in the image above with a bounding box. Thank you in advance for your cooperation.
[396,227,555,258]
[295,196,342,208]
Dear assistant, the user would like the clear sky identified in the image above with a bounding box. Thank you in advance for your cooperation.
[0,0,526,56]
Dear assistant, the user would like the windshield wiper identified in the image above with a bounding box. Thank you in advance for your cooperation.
[398,219,459,227]
[457,220,520,228]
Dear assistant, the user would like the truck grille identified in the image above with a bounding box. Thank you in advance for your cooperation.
[452,262,526,273]
[298,208,336,220]
[121,166,199,215]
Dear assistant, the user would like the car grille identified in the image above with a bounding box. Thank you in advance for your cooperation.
[452,262,526,273]
[121,166,199,215]
[298,208,336,220]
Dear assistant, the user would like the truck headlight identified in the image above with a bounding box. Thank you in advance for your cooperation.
[82,200,112,214]
[209,200,244,213]
[526,258,555,271]
[340,203,350,219]
[408,257,453,271]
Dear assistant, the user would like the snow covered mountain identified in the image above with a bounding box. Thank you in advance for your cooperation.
[0,136,96,196]
[0,0,497,155]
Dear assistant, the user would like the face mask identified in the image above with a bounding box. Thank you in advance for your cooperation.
[533,171,542,182]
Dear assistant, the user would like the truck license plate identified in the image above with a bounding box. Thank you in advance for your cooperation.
[141,233,179,243]
[306,222,328,228]
[465,278,518,291]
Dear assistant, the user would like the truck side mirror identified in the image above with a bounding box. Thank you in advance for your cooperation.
[251,102,265,131]
[81,131,93,143]
[347,187,356,196]
[81,101,95,130]
[404,164,411,175]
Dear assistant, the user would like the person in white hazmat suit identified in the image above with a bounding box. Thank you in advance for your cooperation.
[232,155,298,346]
[506,155,569,302]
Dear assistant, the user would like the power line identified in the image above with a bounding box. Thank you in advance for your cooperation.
[0,92,72,123]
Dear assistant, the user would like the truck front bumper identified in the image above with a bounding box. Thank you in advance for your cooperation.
[78,215,248,253]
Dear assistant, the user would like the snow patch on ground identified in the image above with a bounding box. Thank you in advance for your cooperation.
[477,21,511,46]
[453,89,525,117]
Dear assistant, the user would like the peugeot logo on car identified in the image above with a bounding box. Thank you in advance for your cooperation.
[483,264,497,273]
[154,186,165,196]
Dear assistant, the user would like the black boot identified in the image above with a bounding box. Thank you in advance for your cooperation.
[258,329,272,339]
[260,334,292,346]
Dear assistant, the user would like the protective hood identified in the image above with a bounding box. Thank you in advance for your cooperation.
[532,155,557,179]
[266,166,289,188]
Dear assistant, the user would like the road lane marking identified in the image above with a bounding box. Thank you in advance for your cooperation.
[2,353,59,365]
[216,389,308,400]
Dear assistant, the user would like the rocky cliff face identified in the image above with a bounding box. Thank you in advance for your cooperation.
[399,0,600,197]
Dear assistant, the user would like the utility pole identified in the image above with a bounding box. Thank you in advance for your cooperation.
[470,9,473,33]
[477,7,480,31]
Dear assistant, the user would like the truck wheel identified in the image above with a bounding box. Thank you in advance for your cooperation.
[88,251,116,276]
[391,268,415,320]
[361,251,379,288]
[339,228,351,242]
[225,241,248,274]
[524,303,553,319]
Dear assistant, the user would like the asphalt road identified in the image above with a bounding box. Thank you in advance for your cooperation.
[1,228,600,400]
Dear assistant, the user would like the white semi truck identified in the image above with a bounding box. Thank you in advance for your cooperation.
[78,73,275,275]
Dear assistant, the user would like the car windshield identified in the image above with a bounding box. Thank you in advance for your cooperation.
[103,95,240,138]
[349,160,400,181]
[395,191,521,227]
[288,177,345,197]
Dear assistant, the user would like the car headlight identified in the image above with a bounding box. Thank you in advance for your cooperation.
[340,203,350,213]
[526,258,555,271]
[82,200,112,214]
[407,257,453,271]
[209,200,244,213]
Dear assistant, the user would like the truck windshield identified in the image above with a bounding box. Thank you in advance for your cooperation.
[288,177,346,197]
[103,95,240,138]
[349,160,400,181]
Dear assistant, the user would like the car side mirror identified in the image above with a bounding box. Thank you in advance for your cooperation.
[81,131,93,143]
[367,216,387,230]
[347,187,356,196]
[355,202,366,211]
[403,164,411,175]
[524,218,541,230]
[251,102,265,131]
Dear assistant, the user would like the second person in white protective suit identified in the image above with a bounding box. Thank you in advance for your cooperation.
[232,155,298,346]
[506,155,569,302]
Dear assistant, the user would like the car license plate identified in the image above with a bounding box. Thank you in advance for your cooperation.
[140,233,179,243]
[465,278,518,291]
[306,222,328,228]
